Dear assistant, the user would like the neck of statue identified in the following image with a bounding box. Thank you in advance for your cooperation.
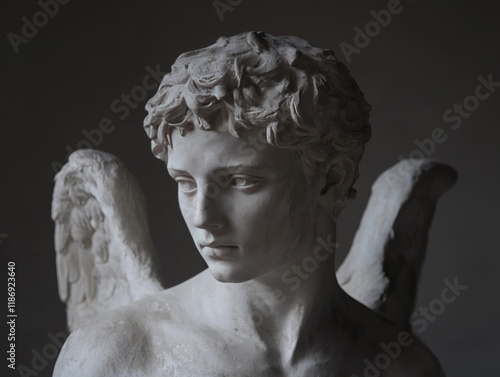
[207,219,347,362]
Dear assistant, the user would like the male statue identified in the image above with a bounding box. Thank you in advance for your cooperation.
[52,31,453,376]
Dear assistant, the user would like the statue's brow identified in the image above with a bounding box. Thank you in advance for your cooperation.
[168,163,267,175]
[213,164,264,173]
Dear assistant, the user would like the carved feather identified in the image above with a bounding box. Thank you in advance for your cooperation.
[52,149,164,332]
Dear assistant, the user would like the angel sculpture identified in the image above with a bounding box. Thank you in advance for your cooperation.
[52,32,456,377]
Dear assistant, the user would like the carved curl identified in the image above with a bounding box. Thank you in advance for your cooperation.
[143,31,371,204]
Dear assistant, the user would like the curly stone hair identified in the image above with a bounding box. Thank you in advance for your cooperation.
[144,31,371,204]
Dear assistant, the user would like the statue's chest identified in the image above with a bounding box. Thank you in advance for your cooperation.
[146,339,343,377]
[141,322,349,377]
[147,359,341,377]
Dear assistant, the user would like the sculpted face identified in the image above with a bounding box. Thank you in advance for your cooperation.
[167,122,320,283]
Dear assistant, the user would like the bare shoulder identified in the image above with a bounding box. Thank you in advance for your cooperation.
[53,303,152,377]
[53,273,208,377]
[343,294,446,377]
[383,335,446,377]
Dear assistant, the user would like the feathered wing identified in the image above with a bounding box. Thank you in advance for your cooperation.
[51,150,164,332]
[336,159,457,330]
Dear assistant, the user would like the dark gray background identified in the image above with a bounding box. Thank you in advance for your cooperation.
[2,1,499,376]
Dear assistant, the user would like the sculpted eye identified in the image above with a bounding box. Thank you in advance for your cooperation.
[175,178,197,194]
[230,176,262,189]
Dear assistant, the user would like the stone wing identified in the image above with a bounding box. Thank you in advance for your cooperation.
[336,159,457,329]
[51,150,164,331]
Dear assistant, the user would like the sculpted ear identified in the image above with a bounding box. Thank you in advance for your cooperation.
[317,159,356,218]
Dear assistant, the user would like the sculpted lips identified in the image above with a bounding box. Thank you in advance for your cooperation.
[201,242,238,258]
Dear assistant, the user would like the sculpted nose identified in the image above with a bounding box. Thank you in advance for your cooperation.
[192,188,224,230]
